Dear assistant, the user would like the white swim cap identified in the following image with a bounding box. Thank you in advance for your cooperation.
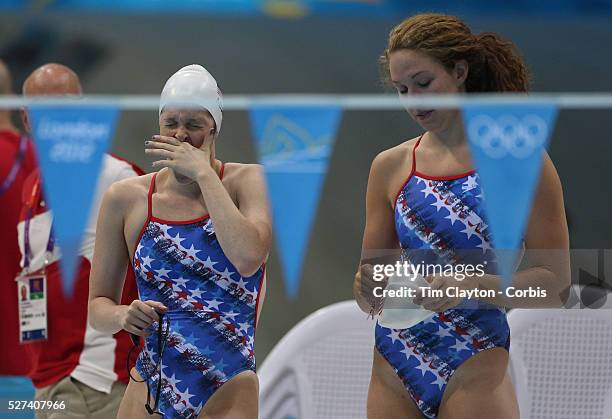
[159,64,223,134]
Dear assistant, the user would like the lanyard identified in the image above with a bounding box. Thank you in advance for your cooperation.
[0,135,28,198]
[23,177,55,272]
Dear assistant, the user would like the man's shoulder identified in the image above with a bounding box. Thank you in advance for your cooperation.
[0,130,23,169]
[103,154,145,176]
[0,129,21,144]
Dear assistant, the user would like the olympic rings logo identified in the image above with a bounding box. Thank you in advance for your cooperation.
[467,114,548,159]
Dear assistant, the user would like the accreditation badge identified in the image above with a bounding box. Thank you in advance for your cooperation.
[16,272,48,343]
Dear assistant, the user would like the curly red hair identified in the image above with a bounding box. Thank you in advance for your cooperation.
[381,13,530,93]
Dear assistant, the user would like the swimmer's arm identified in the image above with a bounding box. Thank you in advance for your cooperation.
[464,153,571,308]
[88,183,131,334]
[354,151,401,314]
[196,164,272,277]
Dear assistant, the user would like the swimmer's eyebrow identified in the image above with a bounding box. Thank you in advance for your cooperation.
[409,70,428,79]
[185,117,207,125]
[163,115,208,124]
[391,71,429,84]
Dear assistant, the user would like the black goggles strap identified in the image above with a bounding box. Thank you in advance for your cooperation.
[126,311,169,416]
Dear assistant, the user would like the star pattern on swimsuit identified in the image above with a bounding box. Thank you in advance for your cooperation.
[132,213,264,418]
[462,174,478,192]
[375,171,510,419]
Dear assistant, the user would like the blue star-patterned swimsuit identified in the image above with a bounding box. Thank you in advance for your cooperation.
[375,136,510,419]
[132,166,265,418]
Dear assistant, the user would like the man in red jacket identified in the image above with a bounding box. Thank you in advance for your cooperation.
[0,59,37,377]
[18,63,144,419]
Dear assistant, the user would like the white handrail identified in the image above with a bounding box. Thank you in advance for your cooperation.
[2,93,612,110]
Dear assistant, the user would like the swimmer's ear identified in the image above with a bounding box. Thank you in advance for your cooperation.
[453,59,469,87]
[21,108,31,134]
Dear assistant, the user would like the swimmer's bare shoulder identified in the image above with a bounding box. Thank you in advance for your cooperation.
[100,173,154,243]
[370,137,419,206]
[105,172,153,210]
[222,161,262,180]
[220,162,265,204]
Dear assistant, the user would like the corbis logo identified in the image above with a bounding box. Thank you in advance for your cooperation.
[468,114,548,159]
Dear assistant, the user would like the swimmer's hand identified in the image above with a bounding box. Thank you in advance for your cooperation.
[354,264,388,318]
[118,300,167,337]
[146,135,216,180]
[413,275,471,312]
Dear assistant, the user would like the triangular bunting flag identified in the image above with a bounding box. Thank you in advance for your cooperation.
[28,105,118,297]
[463,103,558,289]
[249,106,342,299]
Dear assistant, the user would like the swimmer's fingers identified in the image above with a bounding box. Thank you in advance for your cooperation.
[119,304,151,336]
[416,286,463,312]
[123,323,149,337]
[361,264,389,288]
[358,264,385,303]
[127,305,153,324]
[413,291,435,308]
[151,135,181,146]
[127,316,150,331]
[151,159,175,170]
[426,275,446,290]
[131,300,161,323]
[421,296,451,312]
[145,138,185,167]
[124,298,168,336]
[145,148,173,159]
[414,275,446,304]
[145,139,179,152]
[142,300,168,314]
[359,264,374,285]
[413,284,442,307]
[130,300,164,323]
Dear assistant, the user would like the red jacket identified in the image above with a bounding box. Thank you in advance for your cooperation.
[0,130,37,376]
[16,154,145,392]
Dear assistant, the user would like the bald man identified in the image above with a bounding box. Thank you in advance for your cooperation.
[22,62,82,97]
[0,59,36,377]
[17,63,144,419]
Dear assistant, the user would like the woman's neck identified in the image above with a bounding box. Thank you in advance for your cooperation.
[424,118,467,151]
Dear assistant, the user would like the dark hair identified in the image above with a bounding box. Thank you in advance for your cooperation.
[381,13,530,93]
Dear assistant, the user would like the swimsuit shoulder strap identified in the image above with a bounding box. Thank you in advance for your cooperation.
[410,133,424,175]
[147,172,158,219]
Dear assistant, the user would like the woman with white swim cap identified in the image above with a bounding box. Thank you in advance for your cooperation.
[89,64,271,419]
